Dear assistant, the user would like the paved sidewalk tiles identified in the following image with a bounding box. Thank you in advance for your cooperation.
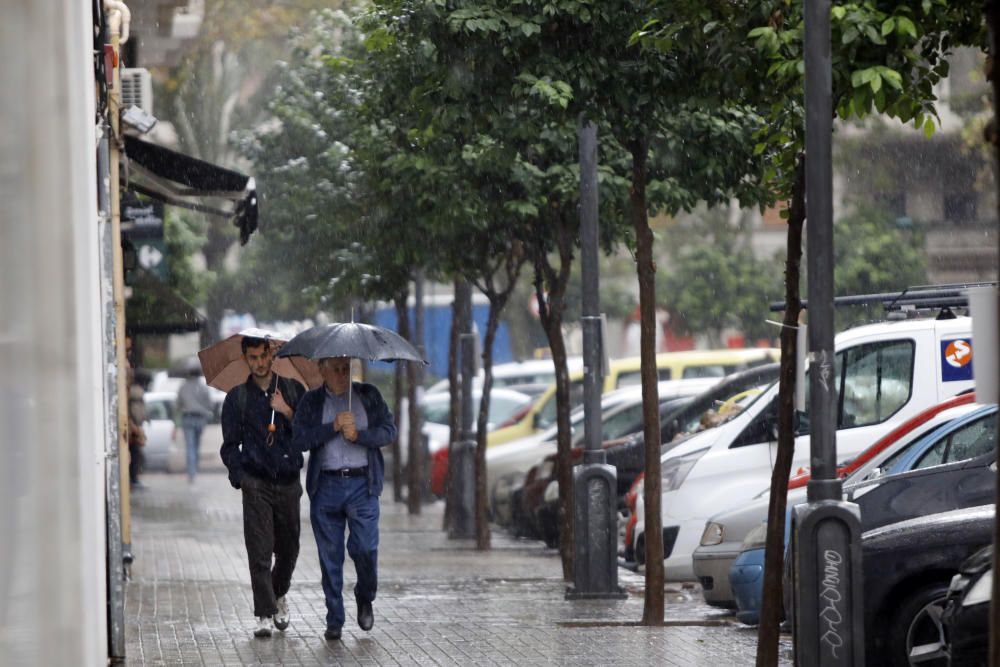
[125,472,792,665]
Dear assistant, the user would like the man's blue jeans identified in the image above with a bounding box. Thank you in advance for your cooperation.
[310,473,379,630]
[181,413,207,480]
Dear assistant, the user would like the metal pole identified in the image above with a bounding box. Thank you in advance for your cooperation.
[107,16,134,568]
[449,281,476,537]
[985,3,1000,663]
[98,120,126,661]
[567,118,623,599]
[792,0,865,663]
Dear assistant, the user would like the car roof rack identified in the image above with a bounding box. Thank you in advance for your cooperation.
[769,282,998,313]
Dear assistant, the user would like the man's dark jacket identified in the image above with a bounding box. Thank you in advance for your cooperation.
[291,381,396,498]
[220,375,305,487]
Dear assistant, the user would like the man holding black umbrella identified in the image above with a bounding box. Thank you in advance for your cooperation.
[292,356,396,641]
[219,336,306,638]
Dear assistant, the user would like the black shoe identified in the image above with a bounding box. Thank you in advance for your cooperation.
[357,599,374,631]
[324,627,342,641]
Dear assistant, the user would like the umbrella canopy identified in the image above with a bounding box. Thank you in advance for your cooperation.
[276,322,426,364]
[198,328,323,392]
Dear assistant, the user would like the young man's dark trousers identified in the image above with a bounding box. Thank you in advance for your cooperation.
[241,474,302,617]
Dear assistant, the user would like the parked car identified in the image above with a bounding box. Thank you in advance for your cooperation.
[426,357,583,396]
[939,546,992,666]
[442,377,714,507]
[633,313,973,581]
[860,505,994,667]
[486,348,779,447]
[411,387,533,497]
[728,402,997,627]
[729,523,768,624]
[621,368,782,566]
[142,391,181,472]
[517,395,696,545]
[692,393,979,607]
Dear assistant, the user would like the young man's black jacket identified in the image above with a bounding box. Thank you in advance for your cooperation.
[220,375,306,488]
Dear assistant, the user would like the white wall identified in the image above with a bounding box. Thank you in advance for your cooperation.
[0,2,107,665]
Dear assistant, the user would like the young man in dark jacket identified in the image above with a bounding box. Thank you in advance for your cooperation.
[220,336,305,638]
[292,356,396,641]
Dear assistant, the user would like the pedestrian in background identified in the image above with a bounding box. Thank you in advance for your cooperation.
[176,368,214,483]
[292,356,396,641]
[125,337,147,490]
[220,336,306,638]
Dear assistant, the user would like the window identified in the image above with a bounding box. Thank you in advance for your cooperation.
[913,413,996,470]
[537,380,585,430]
[943,194,977,224]
[731,397,778,448]
[600,402,646,441]
[616,370,643,387]
[145,400,172,421]
[836,340,914,429]
[682,365,727,379]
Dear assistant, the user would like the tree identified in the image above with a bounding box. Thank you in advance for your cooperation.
[659,208,782,345]
[438,1,772,615]
[156,0,335,342]
[634,0,986,657]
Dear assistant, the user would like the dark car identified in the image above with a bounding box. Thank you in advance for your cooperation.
[938,546,992,666]
[861,504,995,667]
[848,449,996,533]
[517,396,695,546]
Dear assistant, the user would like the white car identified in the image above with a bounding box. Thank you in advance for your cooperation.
[487,378,716,499]
[142,391,182,472]
[395,387,535,466]
[426,357,583,396]
[632,315,974,581]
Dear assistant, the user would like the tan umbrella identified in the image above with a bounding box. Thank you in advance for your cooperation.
[197,327,323,392]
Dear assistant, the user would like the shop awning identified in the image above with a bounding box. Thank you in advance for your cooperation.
[122,135,258,245]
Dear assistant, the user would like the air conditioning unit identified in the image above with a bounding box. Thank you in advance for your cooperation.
[121,68,153,115]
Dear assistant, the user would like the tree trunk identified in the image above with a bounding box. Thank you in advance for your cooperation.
[629,141,664,625]
[391,294,408,503]
[756,156,806,666]
[476,300,502,550]
[533,233,574,581]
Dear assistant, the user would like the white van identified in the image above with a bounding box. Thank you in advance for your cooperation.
[632,314,974,580]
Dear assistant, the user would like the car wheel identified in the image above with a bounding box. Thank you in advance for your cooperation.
[635,533,645,567]
[887,581,950,667]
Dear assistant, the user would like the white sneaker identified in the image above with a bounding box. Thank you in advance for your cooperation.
[254,616,273,638]
[274,596,290,631]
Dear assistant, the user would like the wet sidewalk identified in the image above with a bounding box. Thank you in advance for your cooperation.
[125,471,791,665]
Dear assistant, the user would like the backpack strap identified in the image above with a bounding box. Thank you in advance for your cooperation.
[235,383,248,427]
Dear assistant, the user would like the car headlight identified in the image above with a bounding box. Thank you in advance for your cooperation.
[963,570,993,607]
[543,480,559,504]
[740,523,769,551]
[700,522,724,546]
[661,447,710,493]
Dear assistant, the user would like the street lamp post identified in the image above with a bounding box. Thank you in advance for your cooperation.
[791,0,865,663]
[566,118,624,600]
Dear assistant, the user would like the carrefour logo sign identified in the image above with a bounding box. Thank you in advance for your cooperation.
[941,338,973,382]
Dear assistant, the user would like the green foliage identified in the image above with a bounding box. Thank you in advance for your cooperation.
[831,204,928,327]
[658,209,781,343]
[163,209,210,304]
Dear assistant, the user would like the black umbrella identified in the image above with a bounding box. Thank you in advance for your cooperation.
[276,322,426,365]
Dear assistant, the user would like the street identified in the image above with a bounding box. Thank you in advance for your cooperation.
[125,471,793,666]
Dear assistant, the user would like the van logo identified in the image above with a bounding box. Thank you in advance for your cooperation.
[941,338,974,381]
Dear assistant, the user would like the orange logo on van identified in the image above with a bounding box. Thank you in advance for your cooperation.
[944,339,972,368]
